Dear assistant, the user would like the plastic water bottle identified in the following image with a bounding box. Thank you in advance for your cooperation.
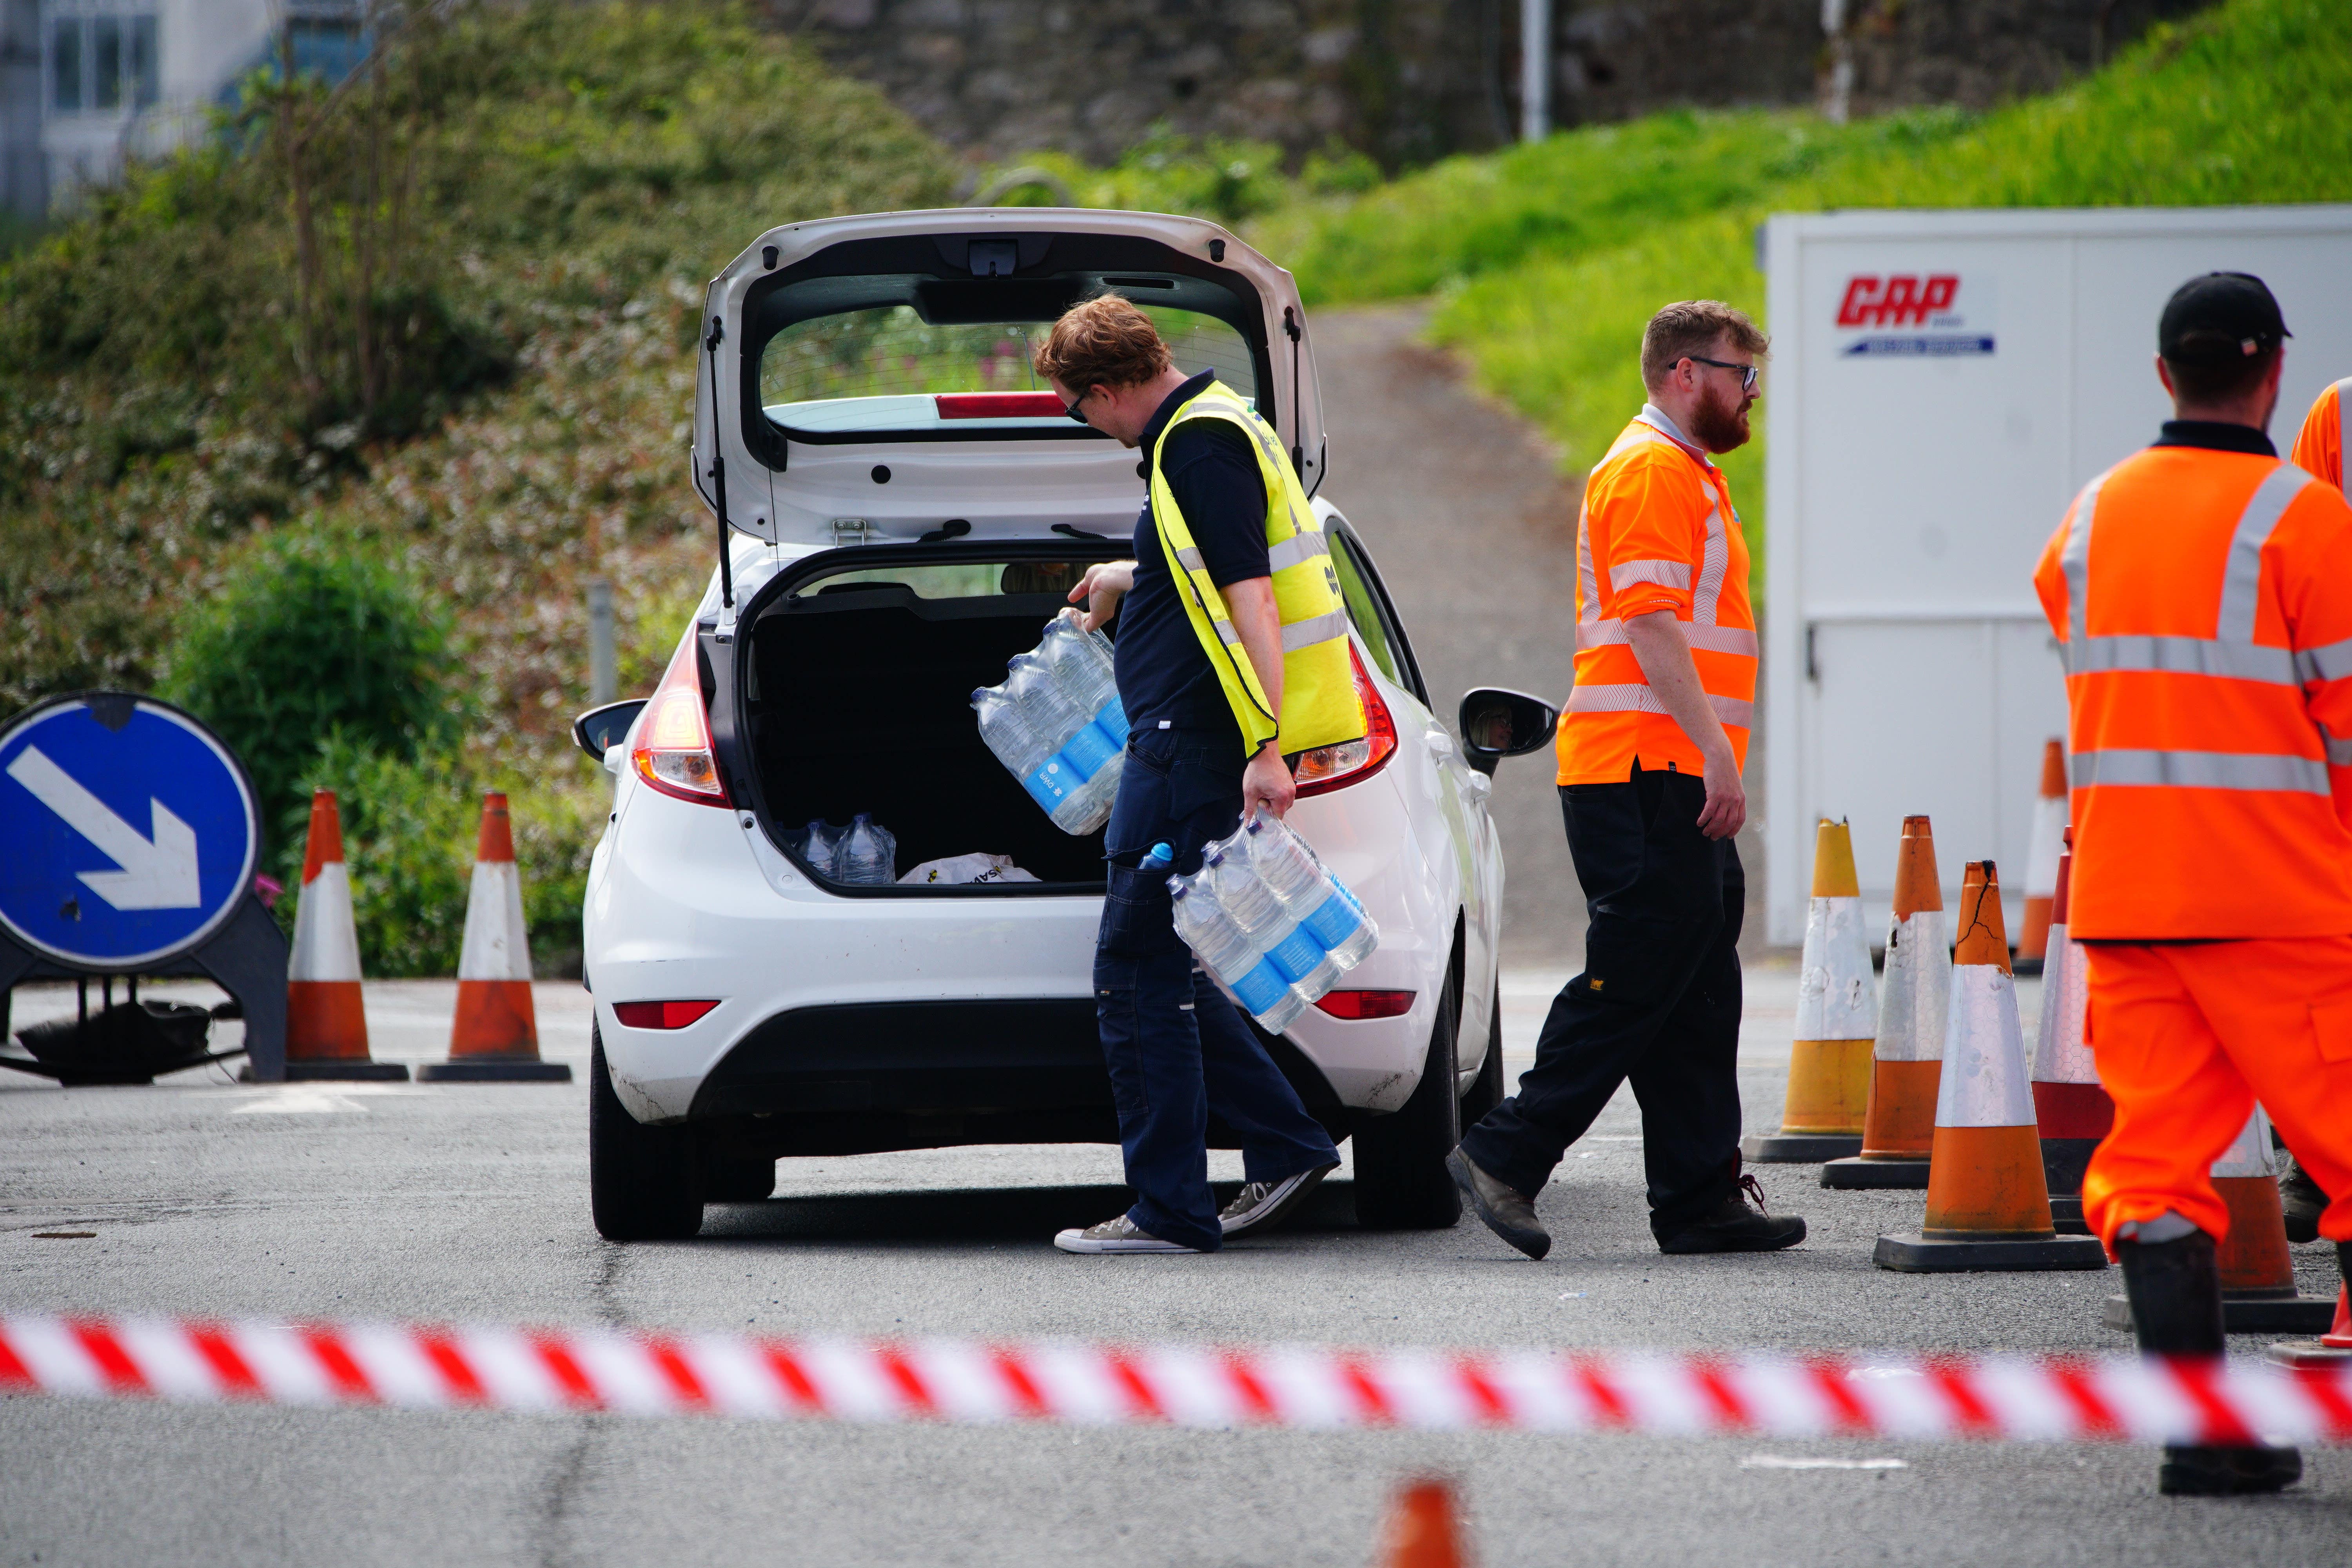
[973,687,1087,829]
[1140,843,1174,872]
[833,813,895,885]
[1242,815,1379,971]
[1203,846,1338,997]
[1003,653,1089,749]
[1171,879,1307,1033]
[1040,613,1129,743]
[798,818,846,869]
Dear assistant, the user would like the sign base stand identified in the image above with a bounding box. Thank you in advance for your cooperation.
[0,895,288,1082]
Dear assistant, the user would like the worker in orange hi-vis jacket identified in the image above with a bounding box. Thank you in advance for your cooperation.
[2289,374,2347,490]
[2033,272,2352,1498]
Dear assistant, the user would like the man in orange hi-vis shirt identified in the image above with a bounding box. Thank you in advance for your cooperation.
[2290,374,2347,490]
[2035,272,2352,1497]
[1450,301,1804,1262]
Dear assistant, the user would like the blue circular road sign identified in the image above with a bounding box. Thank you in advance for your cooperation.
[0,693,260,972]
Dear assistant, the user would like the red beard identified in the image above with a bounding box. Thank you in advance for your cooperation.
[1690,381,1753,454]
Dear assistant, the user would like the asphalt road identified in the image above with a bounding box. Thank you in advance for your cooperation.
[5,971,2348,1567]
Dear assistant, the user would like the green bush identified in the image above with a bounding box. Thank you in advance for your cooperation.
[160,533,460,830]
[978,129,1292,224]
[276,734,606,978]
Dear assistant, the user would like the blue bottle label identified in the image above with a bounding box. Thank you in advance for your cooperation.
[1301,891,1365,949]
[1097,696,1131,744]
[1022,762,1071,809]
[1229,958,1290,1016]
[1263,925,1327,984]
[1058,723,1117,780]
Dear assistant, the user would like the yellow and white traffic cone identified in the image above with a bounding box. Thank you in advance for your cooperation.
[1876,861,2106,1271]
[281,789,406,1082]
[2029,834,2106,1234]
[2105,1106,2337,1334]
[417,793,570,1083]
[2015,739,2066,966]
[1746,819,1874,1163]
[1825,815,1947,1189]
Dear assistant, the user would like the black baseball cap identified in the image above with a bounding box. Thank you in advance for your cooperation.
[2159,272,2290,363]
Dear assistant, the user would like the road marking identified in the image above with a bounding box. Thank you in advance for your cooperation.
[5,745,201,910]
[230,1084,415,1114]
[1741,1455,1909,1471]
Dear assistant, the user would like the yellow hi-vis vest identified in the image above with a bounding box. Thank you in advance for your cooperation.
[1145,381,1367,758]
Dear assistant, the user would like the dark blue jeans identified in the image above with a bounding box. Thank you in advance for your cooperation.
[1095,725,1340,1251]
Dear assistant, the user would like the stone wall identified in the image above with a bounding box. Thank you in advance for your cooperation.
[763,0,2219,170]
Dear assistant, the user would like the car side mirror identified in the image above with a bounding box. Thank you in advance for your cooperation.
[573,699,646,762]
[1457,688,1559,777]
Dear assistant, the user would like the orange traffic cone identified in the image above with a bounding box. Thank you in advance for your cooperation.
[2267,1286,2352,1368]
[282,790,406,1082]
[1826,816,1947,1189]
[2029,833,2107,1236]
[2104,1107,2337,1334]
[1876,862,2105,1271]
[2016,739,2066,966]
[1376,1480,1468,1568]
[417,793,570,1082]
[1746,819,1875,1163]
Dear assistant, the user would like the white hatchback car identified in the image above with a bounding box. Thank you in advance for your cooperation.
[573,208,1558,1240]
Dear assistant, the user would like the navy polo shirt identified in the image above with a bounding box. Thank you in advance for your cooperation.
[1113,370,1272,747]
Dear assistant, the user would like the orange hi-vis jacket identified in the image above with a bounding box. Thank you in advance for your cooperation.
[1557,405,1758,785]
[2290,376,2348,490]
[2032,438,2352,938]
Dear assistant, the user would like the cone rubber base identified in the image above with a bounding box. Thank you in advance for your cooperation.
[1822,1156,1931,1189]
[1743,1132,1862,1163]
[2266,1339,2352,1368]
[2102,1293,2340,1334]
[2009,955,2043,978]
[243,1061,410,1082]
[1873,1230,2109,1272]
[2048,1195,2089,1235]
[417,1059,572,1082]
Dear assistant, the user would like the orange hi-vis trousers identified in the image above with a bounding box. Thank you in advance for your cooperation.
[2083,938,2352,1254]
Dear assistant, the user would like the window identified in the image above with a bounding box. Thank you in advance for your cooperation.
[130,16,158,107]
[51,17,82,111]
[92,15,121,109]
[1327,528,1427,703]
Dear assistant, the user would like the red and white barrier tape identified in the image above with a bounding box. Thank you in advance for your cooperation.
[4,1314,2349,1445]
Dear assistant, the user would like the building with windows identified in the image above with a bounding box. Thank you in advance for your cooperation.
[2,0,363,219]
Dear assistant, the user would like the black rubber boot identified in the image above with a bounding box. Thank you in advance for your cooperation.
[2118,1227,2302,1497]
[2279,1154,2328,1245]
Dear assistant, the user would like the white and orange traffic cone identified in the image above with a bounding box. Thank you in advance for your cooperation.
[1376,1479,1468,1568]
[2029,833,2106,1236]
[1827,815,1948,1189]
[417,793,570,1083]
[281,790,406,1082]
[1746,819,1874,1163]
[1876,861,2106,1271]
[2105,1106,2337,1334]
[2015,739,2066,967]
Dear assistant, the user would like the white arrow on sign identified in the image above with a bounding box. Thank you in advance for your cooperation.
[6,744,203,911]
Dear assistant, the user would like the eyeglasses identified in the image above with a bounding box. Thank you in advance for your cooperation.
[1686,356,1759,394]
[1063,387,1094,423]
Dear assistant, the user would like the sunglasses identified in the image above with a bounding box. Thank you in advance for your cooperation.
[1063,387,1094,423]
[1687,356,1760,394]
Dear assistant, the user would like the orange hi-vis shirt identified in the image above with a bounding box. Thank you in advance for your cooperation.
[2032,439,2352,939]
[2290,376,2348,490]
[1557,405,1757,785]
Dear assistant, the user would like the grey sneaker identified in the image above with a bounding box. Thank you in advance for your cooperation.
[1219,1161,1339,1238]
[1447,1147,1550,1260]
[1053,1213,1201,1254]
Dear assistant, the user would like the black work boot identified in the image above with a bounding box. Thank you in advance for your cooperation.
[2117,1224,2301,1496]
[1657,1173,1806,1254]
[1447,1147,1550,1260]
[2279,1154,2328,1245]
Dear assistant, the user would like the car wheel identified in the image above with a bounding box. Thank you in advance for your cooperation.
[589,1024,704,1240]
[704,1152,777,1202]
[1351,965,1464,1230]
[1460,985,1505,1126]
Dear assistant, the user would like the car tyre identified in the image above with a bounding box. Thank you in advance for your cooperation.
[1460,986,1505,1127]
[1352,965,1464,1230]
[590,1024,704,1240]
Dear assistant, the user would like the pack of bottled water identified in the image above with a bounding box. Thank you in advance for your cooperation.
[785,814,898,885]
[972,610,1131,835]
[1156,812,1379,1033]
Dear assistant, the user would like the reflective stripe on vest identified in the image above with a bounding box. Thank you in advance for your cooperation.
[2062,461,2327,789]
[1147,383,1367,757]
[1568,683,1755,730]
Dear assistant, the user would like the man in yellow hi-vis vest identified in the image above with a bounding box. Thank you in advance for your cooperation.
[1035,296,1356,1256]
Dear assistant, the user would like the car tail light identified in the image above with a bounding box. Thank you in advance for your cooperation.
[1314,989,1415,1020]
[612,999,720,1029]
[1294,644,1397,797]
[632,633,731,806]
[936,392,1065,419]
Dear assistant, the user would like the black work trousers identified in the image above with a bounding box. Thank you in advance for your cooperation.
[1456,763,1744,1242]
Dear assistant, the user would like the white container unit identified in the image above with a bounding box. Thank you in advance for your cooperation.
[1762,204,2352,947]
